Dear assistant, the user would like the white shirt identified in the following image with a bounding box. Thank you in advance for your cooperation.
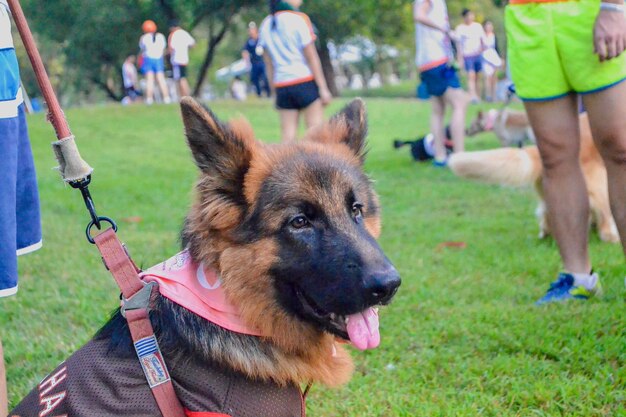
[484,32,496,50]
[122,61,137,88]
[455,22,485,57]
[139,32,167,59]
[258,11,316,87]
[414,0,453,71]
[169,29,195,66]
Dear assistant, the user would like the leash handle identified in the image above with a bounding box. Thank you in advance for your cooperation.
[8,4,183,415]
[7,0,71,139]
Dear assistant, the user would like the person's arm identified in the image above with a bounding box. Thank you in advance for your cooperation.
[413,0,450,35]
[263,51,274,95]
[455,27,464,68]
[302,43,332,105]
[594,0,626,61]
[242,49,251,63]
[479,25,487,52]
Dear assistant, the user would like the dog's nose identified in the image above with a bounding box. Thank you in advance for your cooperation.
[364,267,401,304]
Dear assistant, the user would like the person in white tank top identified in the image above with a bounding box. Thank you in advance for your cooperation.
[259,0,332,143]
[414,0,453,71]
[414,0,469,165]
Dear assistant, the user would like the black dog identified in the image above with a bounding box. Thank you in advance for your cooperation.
[393,126,453,161]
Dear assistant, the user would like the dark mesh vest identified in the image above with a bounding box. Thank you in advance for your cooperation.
[11,337,305,417]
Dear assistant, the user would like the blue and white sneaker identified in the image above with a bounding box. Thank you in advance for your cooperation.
[535,272,602,305]
[432,159,447,168]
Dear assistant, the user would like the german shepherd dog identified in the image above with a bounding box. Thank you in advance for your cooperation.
[449,112,619,244]
[10,98,401,417]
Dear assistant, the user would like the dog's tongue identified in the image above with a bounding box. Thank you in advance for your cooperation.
[346,307,380,351]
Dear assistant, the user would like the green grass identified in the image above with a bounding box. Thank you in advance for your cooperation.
[2,98,625,416]
[341,80,418,99]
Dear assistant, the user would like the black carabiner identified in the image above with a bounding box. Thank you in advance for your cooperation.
[69,175,101,229]
[69,175,118,243]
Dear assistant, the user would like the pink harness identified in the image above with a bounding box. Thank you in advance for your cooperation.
[140,251,264,337]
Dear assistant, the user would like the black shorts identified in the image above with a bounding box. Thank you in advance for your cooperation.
[275,80,319,110]
[172,65,187,80]
[124,86,140,99]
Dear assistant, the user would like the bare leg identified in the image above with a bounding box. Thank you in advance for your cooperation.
[489,73,498,101]
[179,78,191,98]
[582,81,626,256]
[429,95,446,161]
[524,94,591,274]
[303,99,324,130]
[155,72,171,103]
[145,72,155,104]
[279,109,300,142]
[467,70,478,101]
[444,88,469,153]
[1,339,7,417]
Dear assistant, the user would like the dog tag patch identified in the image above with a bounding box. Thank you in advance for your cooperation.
[134,336,171,387]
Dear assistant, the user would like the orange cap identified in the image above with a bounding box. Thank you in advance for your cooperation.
[142,20,157,33]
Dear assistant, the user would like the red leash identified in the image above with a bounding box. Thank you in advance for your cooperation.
[6,0,70,139]
[7,1,185,415]
[94,230,185,417]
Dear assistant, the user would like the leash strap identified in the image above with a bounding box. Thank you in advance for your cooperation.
[94,229,186,417]
[7,1,185,415]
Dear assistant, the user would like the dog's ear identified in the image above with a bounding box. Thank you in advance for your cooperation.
[477,110,483,118]
[330,98,368,162]
[180,97,253,205]
[305,98,368,163]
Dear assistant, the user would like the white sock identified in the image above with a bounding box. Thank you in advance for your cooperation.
[572,272,598,290]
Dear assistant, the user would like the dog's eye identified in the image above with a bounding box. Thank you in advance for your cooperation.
[351,203,363,221]
[290,215,310,229]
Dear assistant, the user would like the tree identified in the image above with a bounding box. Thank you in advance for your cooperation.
[21,0,158,101]
[152,0,262,97]
[304,0,415,94]
[304,1,367,96]
[20,0,262,101]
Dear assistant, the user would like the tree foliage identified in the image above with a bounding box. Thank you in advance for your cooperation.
[15,0,505,102]
[19,0,262,101]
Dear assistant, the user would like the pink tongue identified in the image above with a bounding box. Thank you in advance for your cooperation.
[346,307,380,351]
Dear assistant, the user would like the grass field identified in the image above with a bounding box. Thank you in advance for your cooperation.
[2,98,625,416]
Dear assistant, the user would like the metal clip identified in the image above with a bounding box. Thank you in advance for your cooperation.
[69,175,99,228]
[69,175,118,244]
[121,281,157,318]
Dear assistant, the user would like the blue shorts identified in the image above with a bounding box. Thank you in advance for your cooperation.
[464,55,483,73]
[0,104,42,297]
[275,80,320,110]
[419,64,461,97]
[142,57,165,74]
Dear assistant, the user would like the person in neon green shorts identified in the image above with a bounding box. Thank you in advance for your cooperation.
[506,0,626,304]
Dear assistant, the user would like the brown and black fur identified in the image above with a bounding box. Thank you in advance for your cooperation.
[177,97,398,385]
[11,98,400,416]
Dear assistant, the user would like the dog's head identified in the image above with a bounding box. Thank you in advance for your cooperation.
[466,110,486,136]
[180,97,400,353]
[466,109,498,136]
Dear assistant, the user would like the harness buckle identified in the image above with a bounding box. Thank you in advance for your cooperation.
[121,281,158,318]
